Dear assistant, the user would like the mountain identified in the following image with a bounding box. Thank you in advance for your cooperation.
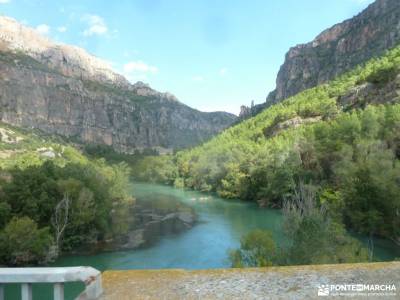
[267,0,400,105]
[139,44,400,191]
[0,17,236,153]
[239,0,400,120]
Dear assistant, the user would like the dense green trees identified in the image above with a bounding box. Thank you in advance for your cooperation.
[281,184,368,265]
[0,217,53,265]
[136,46,400,254]
[230,184,369,267]
[0,129,134,266]
[335,142,400,248]
[0,160,134,265]
[137,104,400,245]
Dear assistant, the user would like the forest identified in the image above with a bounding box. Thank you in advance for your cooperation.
[135,45,400,264]
[0,128,134,266]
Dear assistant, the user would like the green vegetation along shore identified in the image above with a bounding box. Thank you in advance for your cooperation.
[136,46,400,263]
[0,125,134,266]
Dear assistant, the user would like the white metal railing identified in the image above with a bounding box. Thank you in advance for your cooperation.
[0,266,102,300]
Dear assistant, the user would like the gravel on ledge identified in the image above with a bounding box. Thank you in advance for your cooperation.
[98,261,400,300]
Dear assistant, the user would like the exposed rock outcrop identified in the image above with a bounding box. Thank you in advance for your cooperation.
[264,116,323,138]
[266,0,400,106]
[0,17,236,152]
[94,201,196,252]
[0,127,23,144]
[0,16,130,88]
[339,74,400,109]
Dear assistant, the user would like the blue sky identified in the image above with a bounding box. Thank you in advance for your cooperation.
[1,0,374,114]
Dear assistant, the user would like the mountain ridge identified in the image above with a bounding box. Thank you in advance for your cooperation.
[267,0,400,104]
[240,0,400,119]
[0,16,236,153]
[0,16,131,87]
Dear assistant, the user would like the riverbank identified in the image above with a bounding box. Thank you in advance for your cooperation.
[3,182,399,300]
[54,182,399,269]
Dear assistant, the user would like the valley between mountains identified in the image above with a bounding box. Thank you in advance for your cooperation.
[0,0,399,277]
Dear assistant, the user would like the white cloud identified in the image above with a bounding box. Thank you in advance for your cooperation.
[57,26,67,33]
[82,14,108,37]
[219,68,228,76]
[0,0,10,4]
[123,61,158,74]
[35,24,50,35]
[192,75,204,82]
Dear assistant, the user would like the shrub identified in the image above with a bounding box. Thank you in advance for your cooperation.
[0,217,53,265]
[230,229,277,267]
[365,65,399,86]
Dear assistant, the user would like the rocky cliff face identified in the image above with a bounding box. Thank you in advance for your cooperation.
[0,17,130,88]
[266,0,400,105]
[0,17,236,152]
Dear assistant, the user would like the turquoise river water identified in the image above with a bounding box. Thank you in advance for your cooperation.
[4,182,399,299]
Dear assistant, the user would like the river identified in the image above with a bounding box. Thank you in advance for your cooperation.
[4,182,400,300]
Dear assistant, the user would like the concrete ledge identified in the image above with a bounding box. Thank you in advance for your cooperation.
[0,267,102,300]
[0,267,99,283]
[100,262,400,299]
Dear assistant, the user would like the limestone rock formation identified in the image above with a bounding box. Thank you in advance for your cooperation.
[264,116,323,138]
[266,0,400,105]
[339,73,400,109]
[0,17,130,88]
[0,17,236,152]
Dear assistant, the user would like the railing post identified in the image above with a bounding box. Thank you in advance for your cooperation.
[54,283,64,300]
[21,283,32,300]
[0,283,4,300]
